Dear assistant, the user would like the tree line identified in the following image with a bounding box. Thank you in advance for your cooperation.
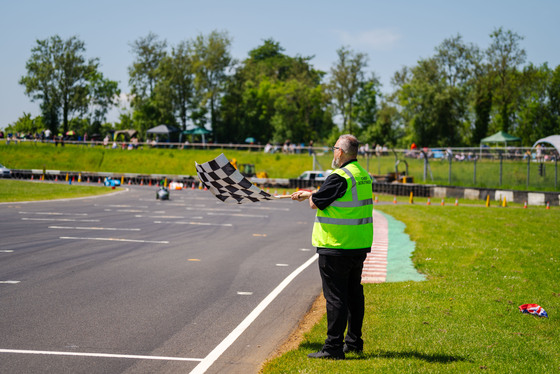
[10,28,560,147]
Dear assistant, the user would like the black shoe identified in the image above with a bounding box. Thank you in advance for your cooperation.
[307,349,345,360]
[343,344,363,354]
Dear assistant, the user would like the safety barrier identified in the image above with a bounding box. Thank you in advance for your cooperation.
[7,169,558,205]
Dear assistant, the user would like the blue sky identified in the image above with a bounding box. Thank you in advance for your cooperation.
[1,0,559,128]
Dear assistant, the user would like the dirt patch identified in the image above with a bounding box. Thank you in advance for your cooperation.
[259,293,325,370]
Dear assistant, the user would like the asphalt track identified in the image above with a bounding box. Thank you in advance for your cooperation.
[0,185,322,373]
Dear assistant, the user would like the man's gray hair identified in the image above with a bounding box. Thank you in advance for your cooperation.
[338,134,359,156]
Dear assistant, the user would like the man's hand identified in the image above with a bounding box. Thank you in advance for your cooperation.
[291,190,318,209]
[291,190,312,201]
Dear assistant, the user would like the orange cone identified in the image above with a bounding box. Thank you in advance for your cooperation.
[441,199,445,206]
[523,201,527,208]
[455,198,458,206]
[374,195,378,203]
[546,201,550,210]
[427,197,431,205]
[393,196,397,204]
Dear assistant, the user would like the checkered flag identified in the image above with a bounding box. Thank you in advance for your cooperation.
[196,154,284,204]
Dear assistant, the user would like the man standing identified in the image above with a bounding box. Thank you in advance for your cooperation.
[292,134,373,359]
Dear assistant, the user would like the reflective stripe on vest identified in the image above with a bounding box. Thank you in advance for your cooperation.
[315,216,373,225]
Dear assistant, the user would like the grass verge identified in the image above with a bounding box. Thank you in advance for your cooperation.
[1,143,559,192]
[0,179,119,202]
[262,204,560,373]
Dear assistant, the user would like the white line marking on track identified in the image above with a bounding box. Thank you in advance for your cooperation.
[60,237,169,244]
[0,281,20,284]
[189,254,318,374]
[275,264,289,267]
[206,212,268,218]
[22,218,100,222]
[185,207,242,212]
[98,204,149,208]
[49,226,141,231]
[0,250,14,253]
[19,212,88,216]
[154,221,232,227]
[134,215,186,219]
[0,349,203,362]
[237,292,253,295]
[116,209,150,213]
[245,206,290,211]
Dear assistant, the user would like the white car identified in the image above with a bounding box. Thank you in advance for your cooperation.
[0,163,11,178]
[297,170,332,182]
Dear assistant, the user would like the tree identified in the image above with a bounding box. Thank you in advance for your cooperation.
[218,39,332,144]
[155,40,196,131]
[435,34,478,88]
[20,35,103,133]
[394,57,465,147]
[328,47,368,134]
[545,65,560,136]
[128,33,169,137]
[88,71,120,127]
[516,63,560,145]
[486,27,526,134]
[192,30,233,138]
[434,35,480,145]
[129,33,167,99]
[5,113,44,135]
[352,76,380,135]
[362,100,401,147]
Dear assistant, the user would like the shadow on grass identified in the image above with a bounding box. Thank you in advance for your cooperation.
[366,350,469,364]
[301,342,468,364]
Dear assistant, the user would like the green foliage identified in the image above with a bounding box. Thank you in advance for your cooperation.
[19,35,118,134]
[486,27,527,134]
[14,29,560,149]
[218,39,332,144]
[191,30,233,134]
[5,113,44,135]
[328,46,368,134]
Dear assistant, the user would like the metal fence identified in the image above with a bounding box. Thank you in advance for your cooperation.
[365,147,559,192]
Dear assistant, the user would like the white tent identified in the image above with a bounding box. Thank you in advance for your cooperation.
[146,124,179,135]
[532,135,560,154]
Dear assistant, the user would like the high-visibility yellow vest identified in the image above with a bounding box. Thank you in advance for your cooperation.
[312,162,373,250]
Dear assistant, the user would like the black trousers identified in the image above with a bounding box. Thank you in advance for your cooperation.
[318,253,367,352]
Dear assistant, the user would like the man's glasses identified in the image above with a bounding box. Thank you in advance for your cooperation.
[332,146,340,151]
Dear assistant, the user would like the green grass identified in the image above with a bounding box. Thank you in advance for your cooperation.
[1,142,558,191]
[0,142,328,178]
[0,179,118,202]
[262,204,560,373]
